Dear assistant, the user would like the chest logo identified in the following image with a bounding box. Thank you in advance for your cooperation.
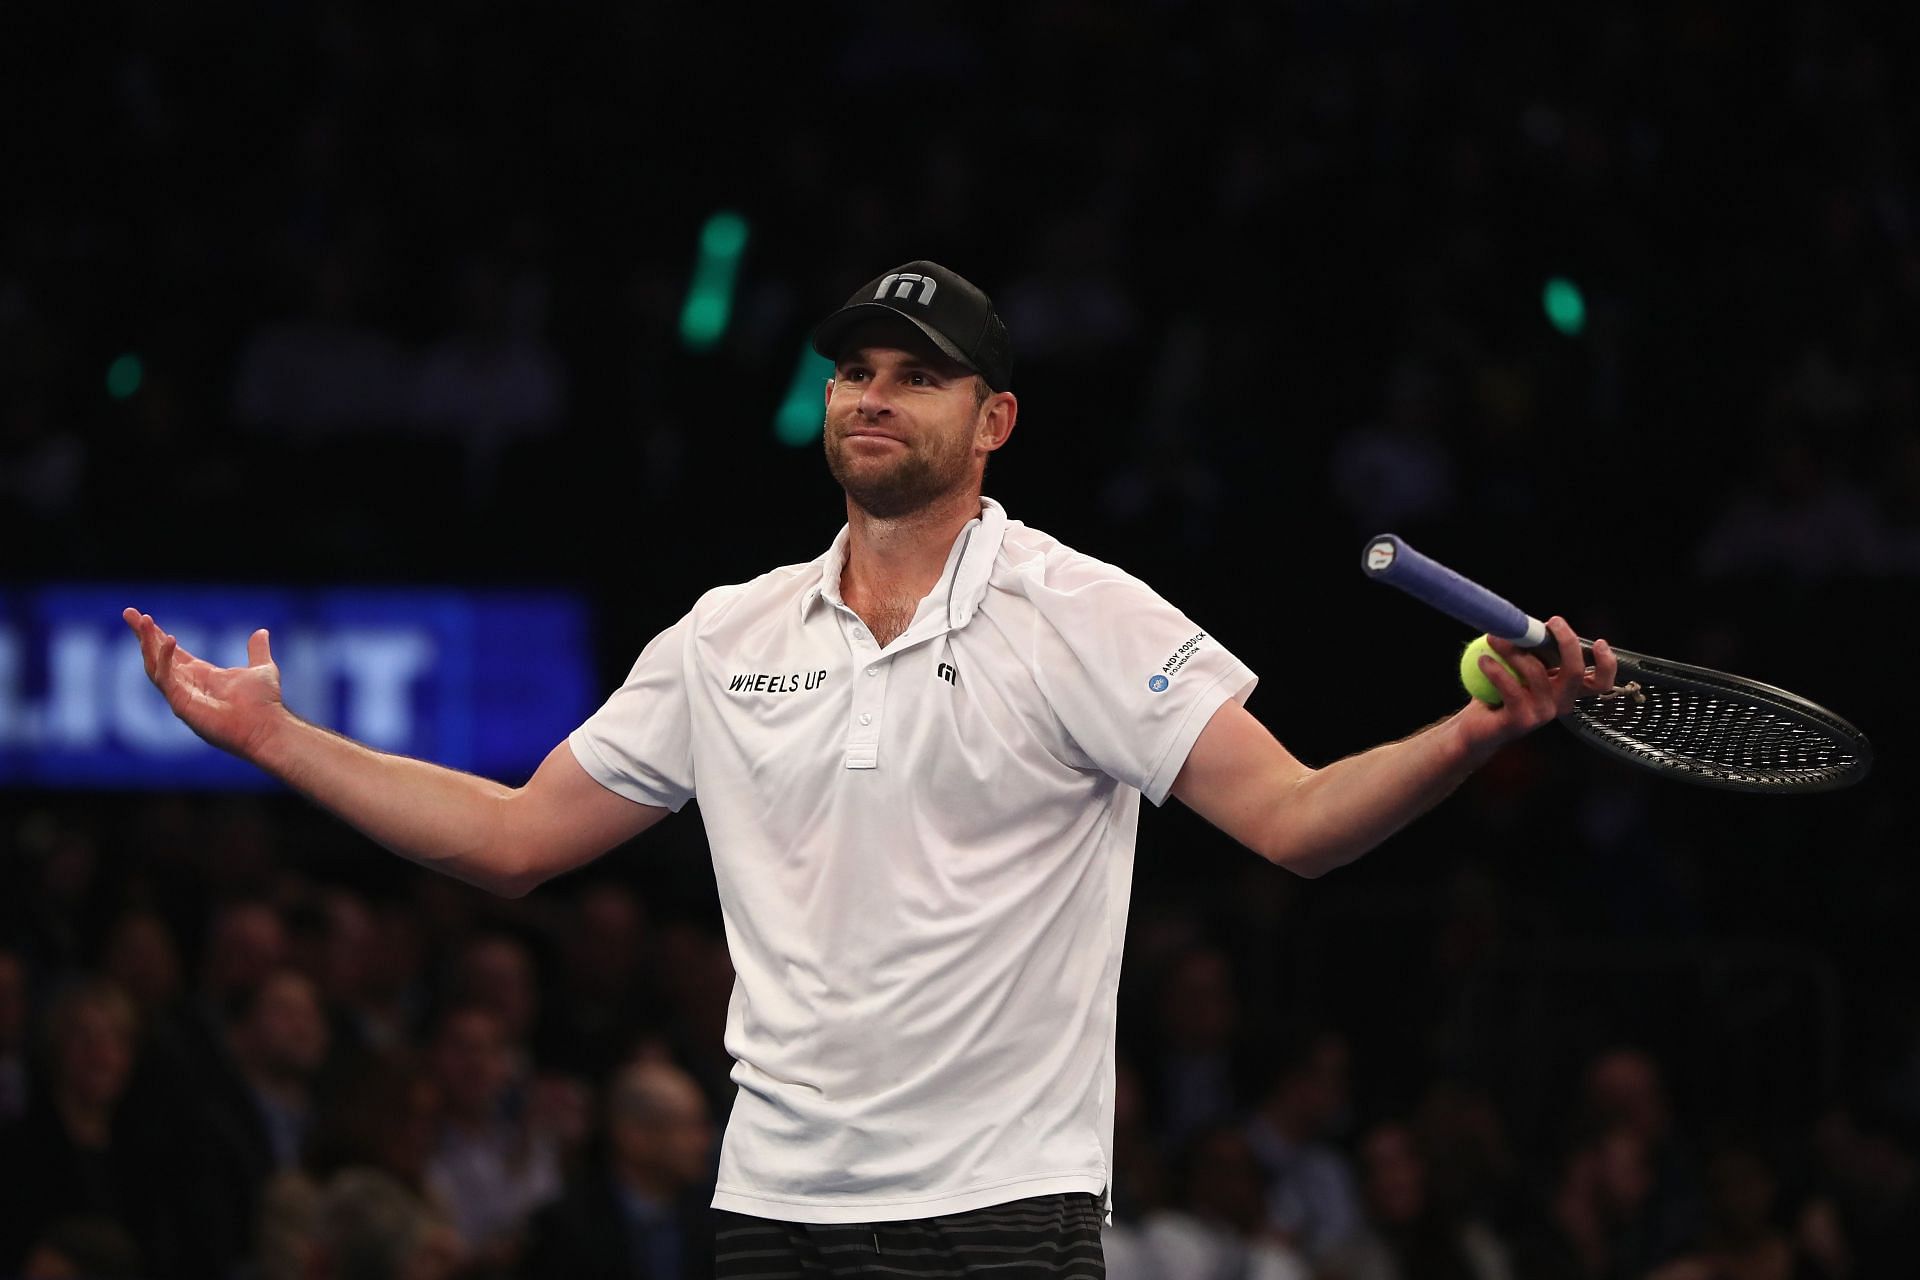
[727,669,830,694]
[936,661,956,686]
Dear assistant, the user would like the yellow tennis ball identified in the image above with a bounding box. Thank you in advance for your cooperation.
[1460,634,1522,706]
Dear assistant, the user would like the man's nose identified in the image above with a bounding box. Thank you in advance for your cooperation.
[857,378,896,418]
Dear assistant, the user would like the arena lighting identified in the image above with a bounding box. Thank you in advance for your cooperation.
[678,211,750,351]
[106,353,144,399]
[1543,276,1587,336]
[774,344,835,446]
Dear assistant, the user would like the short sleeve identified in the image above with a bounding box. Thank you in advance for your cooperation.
[1024,554,1257,806]
[567,610,698,812]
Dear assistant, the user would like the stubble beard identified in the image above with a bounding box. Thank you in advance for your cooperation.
[824,418,976,520]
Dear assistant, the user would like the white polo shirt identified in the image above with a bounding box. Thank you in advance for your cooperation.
[569,497,1257,1223]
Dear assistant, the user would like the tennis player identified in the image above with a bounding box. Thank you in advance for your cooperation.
[125,260,1615,1277]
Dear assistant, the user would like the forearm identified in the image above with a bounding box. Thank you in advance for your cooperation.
[1258,708,1492,878]
[251,709,525,894]
[1175,619,1611,878]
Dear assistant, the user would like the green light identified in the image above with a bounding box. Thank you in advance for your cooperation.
[679,211,750,351]
[774,345,836,447]
[701,211,749,257]
[1543,277,1586,336]
[106,354,144,399]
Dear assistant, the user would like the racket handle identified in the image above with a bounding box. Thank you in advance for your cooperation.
[1361,534,1548,647]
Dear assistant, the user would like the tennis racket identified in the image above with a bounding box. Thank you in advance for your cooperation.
[1362,534,1872,793]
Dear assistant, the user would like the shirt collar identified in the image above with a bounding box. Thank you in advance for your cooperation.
[800,496,1009,630]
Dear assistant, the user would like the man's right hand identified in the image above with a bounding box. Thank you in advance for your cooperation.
[122,609,288,761]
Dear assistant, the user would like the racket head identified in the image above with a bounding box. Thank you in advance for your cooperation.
[1561,645,1872,793]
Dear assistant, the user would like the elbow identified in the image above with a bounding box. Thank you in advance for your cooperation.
[483,788,549,899]
[1258,836,1344,880]
[1266,850,1333,880]
[490,871,540,900]
[1253,772,1348,879]
[446,859,542,900]
[488,853,551,900]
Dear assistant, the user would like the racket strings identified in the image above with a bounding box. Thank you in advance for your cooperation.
[1572,682,1863,786]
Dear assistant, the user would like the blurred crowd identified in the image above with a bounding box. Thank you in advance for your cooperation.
[0,802,727,1279]
[5,1,1919,1277]
[4,792,1920,1279]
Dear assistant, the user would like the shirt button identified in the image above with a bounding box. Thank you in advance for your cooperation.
[866,666,878,676]
[858,713,873,726]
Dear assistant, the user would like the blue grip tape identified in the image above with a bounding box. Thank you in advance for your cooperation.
[1361,534,1535,641]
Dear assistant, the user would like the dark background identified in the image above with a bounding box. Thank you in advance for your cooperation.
[3,2,1917,1277]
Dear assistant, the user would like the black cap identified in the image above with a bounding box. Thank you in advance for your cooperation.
[811,261,1012,391]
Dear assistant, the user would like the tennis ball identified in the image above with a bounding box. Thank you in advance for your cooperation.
[1460,635,1522,707]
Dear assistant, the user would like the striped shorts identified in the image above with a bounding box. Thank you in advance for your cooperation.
[712,1192,1106,1278]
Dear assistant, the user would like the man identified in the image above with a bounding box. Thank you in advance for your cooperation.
[423,1004,562,1258]
[521,1058,716,1279]
[124,259,1616,1275]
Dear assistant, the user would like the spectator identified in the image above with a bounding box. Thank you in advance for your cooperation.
[1808,1108,1920,1279]
[1107,1056,1169,1224]
[306,1050,443,1193]
[1411,1079,1525,1231]
[455,931,542,1088]
[425,1005,562,1264]
[184,966,334,1276]
[553,884,654,1080]
[1648,1141,1796,1280]
[356,899,432,1054]
[303,888,382,1060]
[1246,1029,1365,1261]
[1146,944,1249,1150]
[144,898,288,1117]
[193,899,291,1032]
[257,1166,465,1280]
[649,923,736,1124]
[1510,1124,1659,1280]
[97,907,184,1017]
[1106,1125,1310,1280]
[1578,1047,1702,1269]
[227,967,332,1172]
[1321,1120,1512,1280]
[521,1058,716,1280]
[0,979,181,1274]
[16,1214,143,1280]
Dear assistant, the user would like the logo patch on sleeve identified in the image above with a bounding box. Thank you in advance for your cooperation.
[1155,632,1208,684]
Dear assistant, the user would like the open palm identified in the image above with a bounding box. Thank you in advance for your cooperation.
[122,608,285,758]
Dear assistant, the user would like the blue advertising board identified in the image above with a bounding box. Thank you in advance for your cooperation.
[0,586,597,789]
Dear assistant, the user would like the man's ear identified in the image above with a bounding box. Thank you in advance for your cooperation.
[977,390,1018,454]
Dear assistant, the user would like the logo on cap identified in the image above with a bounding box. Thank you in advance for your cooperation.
[875,273,939,305]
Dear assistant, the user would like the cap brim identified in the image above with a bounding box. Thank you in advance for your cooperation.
[811,304,977,375]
